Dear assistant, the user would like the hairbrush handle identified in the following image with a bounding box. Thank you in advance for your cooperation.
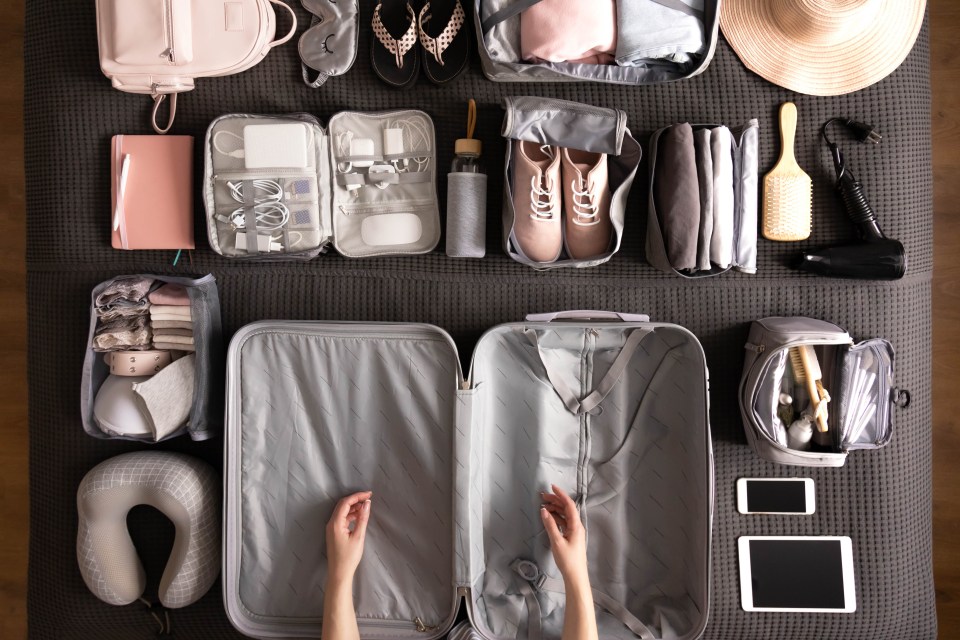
[778,102,799,165]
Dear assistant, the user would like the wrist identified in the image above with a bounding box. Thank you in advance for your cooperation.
[561,567,591,593]
[326,569,355,592]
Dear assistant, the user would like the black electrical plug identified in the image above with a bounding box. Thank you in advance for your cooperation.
[845,119,882,144]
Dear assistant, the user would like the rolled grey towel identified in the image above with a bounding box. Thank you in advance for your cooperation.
[446,172,488,258]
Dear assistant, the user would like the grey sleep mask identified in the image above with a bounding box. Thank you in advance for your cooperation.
[299,0,359,88]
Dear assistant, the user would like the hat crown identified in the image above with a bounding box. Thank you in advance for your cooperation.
[772,0,882,45]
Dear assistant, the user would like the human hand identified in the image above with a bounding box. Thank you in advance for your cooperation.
[540,484,589,588]
[325,491,373,585]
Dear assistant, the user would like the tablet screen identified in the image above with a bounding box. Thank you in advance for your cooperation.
[748,539,847,609]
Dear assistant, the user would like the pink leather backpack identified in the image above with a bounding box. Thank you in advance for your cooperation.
[96,0,297,133]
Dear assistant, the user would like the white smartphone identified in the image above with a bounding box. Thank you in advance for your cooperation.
[737,477,815,515]
[739,536,856,613]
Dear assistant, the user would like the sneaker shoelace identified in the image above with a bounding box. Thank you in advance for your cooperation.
[529,175,557,221]
[571,178,600,226]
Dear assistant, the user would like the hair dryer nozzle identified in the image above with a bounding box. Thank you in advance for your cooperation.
[797,239,906,280]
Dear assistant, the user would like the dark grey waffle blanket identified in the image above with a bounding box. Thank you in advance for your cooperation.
[24,1,935,637]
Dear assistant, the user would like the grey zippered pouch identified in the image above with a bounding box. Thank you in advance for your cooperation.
[645,121,759,278]
[738,316,908,467]
[80,273,223,442]
[500,96,642,269]
[472,0,720,85]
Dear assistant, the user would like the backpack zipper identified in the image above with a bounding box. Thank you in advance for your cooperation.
[162,0,176,63]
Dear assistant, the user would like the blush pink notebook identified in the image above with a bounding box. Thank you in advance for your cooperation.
[111,135,195,250]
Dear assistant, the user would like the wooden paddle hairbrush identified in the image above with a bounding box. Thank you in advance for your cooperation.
[789,345,829,433]
[763,102,813,241]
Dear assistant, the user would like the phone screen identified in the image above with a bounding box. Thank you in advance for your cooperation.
[746,479,808,513]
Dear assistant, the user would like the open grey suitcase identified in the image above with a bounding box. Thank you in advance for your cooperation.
[224,311,713,639]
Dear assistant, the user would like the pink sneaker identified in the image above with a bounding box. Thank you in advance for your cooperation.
[561,148,612,260]
[511,141,562,263]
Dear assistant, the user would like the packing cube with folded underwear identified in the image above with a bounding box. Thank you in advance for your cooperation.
[223,311,713,639]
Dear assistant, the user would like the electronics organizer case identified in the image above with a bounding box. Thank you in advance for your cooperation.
[203,112,441,260]
[224,312,713,639]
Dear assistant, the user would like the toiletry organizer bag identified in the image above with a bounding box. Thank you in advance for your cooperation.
[81,274,223,442]
[501,97,642,269]
[646,121,759,277]
[203,112,441,260]
[473,0,720,84]
[739,317,910,467]
[224,311,713,639]
[96,0,297,133]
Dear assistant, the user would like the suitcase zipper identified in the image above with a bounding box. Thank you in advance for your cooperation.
[414,617,439,632]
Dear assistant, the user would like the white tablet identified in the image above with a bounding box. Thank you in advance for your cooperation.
[738,536,856,613]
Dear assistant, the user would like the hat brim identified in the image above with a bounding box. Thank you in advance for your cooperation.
[720,0,926,96]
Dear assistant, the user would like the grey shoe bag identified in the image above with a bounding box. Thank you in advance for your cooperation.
[223,311,713,639]
[203,111,440,260]
[739,317,910,468]
[80,273,223,442]
[473,1,719,84]
[501,97,642,269]
[645,121,759,278]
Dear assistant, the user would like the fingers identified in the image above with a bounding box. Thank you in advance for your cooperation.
[540,506,563,547]
[330,491,373,527]
[352,499,372,539]
[551,484,580,529]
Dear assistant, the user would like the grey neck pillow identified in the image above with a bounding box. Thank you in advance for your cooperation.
[76,451,220,609]
[299,0,359,87]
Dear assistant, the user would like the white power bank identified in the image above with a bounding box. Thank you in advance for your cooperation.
[243,123,310,169]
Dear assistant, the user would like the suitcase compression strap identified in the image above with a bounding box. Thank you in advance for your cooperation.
[510,560,655,639]
[524,328,653,416]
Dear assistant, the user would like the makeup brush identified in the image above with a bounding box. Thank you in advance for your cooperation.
[763,102,813,241]
[789,345,830,433]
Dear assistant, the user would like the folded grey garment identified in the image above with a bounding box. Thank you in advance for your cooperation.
[694,128,714,271]
[710,126,735,269]
[93,327,153,353]
[96,313,149,335]
[654,122,700,271]
[151,328,193,338]
[153,341,196,352]
[151,320,193,330]
[95,276,155,309]
[615,0,706,67]
[132,354,195,441]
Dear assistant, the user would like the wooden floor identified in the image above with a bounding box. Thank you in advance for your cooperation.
[1,3,957,639]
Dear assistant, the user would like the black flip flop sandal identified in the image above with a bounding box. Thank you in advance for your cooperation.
[417,0,469,85]
[371,1,420,89]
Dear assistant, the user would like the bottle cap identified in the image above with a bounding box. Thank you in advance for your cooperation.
[455,138,482,156]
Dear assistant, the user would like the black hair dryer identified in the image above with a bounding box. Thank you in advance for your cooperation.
[797,121,906,280]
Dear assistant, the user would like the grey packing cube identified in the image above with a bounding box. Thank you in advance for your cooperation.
[80,273,223,442]
[473,1,720,84]
[739,316,911,467]
[645,121,759,278]
[223,311,713,639]
[501,97,642,269]
[204,111,441,260]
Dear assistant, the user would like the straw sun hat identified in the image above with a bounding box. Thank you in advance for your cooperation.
[720,0,926,96]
